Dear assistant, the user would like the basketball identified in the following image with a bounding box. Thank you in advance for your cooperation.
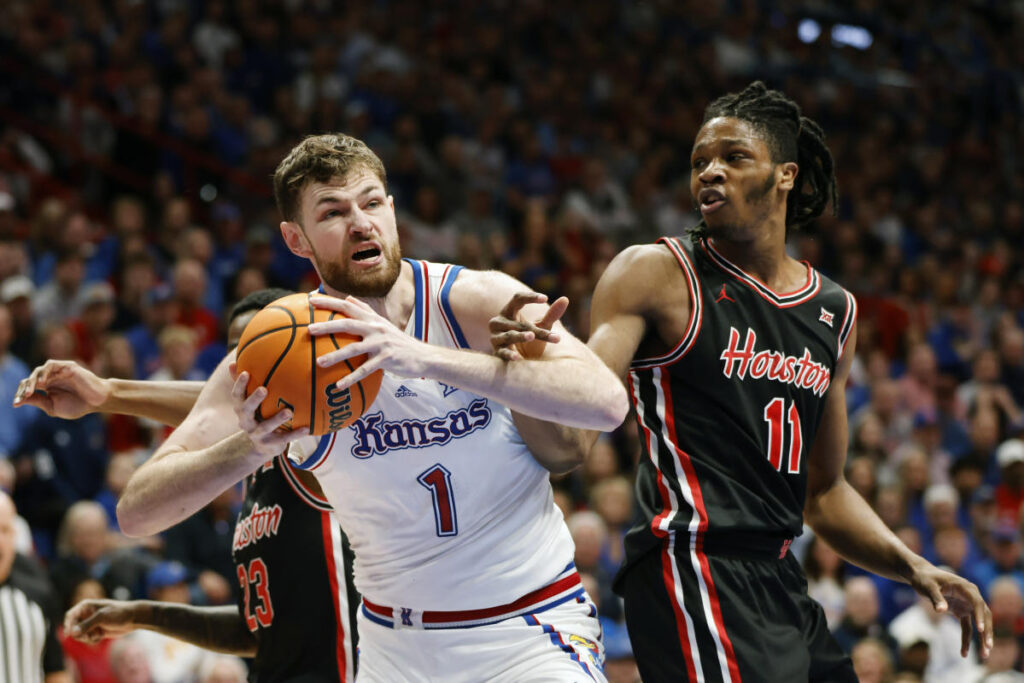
[235,293,382,435]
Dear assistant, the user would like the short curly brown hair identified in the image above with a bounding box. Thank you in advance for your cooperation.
[273,134,387,224]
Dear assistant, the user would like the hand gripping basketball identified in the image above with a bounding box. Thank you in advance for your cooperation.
[234,293,382,436]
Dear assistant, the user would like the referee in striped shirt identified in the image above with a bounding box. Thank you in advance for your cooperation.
[0,491,69,683]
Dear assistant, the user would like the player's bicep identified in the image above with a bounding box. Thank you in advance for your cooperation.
[452,270,587,360]
[157,353,241,455]
[805,322,857,501]
[586,248,657,380]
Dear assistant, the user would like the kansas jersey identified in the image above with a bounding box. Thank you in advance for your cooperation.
[623,236,857,566]
[233,455,358,682]
[290,259,574,611]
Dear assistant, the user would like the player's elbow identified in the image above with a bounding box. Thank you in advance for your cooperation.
[594,382,629,432]
[116,498,152,538]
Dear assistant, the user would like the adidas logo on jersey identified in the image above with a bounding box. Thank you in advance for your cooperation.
[394,385,418,398]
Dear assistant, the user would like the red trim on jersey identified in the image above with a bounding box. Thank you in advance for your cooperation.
[419,260,431,343]
[838,290,857,361]
[308,432,337,472]
[659,371,743,683]
[277,455,333,511]
[632,238,704,369]
[437,264,461,347]
[320,513,347,679]
[702,239,821,309]
[629,373,697,676]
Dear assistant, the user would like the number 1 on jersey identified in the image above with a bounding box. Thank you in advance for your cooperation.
[763,398,802,474]
[418,464,458,537]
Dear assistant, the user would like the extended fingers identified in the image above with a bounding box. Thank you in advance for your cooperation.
[317,341,372,368]
[538,296,569,331]
[501,291,547,319]
[308,318,366,337]
[333,358,382,391]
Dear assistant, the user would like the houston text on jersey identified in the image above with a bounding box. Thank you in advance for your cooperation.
[719,327,832,397]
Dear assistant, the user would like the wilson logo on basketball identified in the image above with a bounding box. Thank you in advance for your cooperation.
[324,383,354,431]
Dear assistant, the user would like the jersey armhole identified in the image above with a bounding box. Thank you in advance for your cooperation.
[276,454,334,511]
[287,433,335,472]
[631,237,703,369]
[837,289,857,362]
[437,264,471,349]
[403,258,429,341]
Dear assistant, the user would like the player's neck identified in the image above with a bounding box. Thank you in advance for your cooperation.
[708,223,804,293]
[364,260,416,329]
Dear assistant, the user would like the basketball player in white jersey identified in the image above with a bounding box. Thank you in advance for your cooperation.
[115,134,629,682]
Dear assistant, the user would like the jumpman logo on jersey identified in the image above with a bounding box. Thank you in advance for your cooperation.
[715,284,735,303]
[439,383,459,397]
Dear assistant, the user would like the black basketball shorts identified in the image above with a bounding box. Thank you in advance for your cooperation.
[618,537,856,683]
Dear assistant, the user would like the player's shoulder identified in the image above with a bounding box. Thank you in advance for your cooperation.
[597,240,689,303]
[448,267,525,307]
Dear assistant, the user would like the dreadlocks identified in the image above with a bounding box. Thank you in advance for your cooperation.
[689,81,838,240]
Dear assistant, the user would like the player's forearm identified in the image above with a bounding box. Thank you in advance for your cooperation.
[510,413,602,474]
[805,478,926,583]
[132,602,257,656]
[422,347,628,431]
[103,379,205,426]
[117,431,263,537]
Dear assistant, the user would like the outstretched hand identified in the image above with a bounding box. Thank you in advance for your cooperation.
[64,599,139,644]
[12,360,110,419]
[911,563,993,659]
[489,291,568,361]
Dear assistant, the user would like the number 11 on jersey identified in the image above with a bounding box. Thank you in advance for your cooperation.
[763,398,802,474]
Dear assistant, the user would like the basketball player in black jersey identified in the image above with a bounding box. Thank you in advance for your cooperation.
[493,82,992,682]
[17,289,359,682]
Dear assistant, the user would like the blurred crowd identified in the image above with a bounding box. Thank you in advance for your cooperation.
[0,0,1021,681]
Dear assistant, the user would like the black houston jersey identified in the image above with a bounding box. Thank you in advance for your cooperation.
[233,455,359,682]
[623,237,856,565]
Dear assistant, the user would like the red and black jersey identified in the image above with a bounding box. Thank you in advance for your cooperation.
[233,455,359,682]
[622,236,857,568]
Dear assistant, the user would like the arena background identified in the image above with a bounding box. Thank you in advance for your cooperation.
[0,1,1022,681]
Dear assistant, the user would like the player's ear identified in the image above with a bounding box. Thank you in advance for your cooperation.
[777,162,798,192]
[281,221,312,258]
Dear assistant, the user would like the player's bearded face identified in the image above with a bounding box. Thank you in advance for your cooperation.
[316,237,402,298]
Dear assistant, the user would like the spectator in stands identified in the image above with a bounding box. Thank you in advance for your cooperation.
[850,638,894,683]
[34,248,88,329]
[802,535,846,629]
[832,576,899,659]
[69,282,118,367]
[0,302,37,458]
[996,439,1024,522]
[2,274,38,364]
[108,635,153,683]
[125,285,177,380]
[171,260,219,349]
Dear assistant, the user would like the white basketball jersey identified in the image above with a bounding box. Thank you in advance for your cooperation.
[289,259,574,610]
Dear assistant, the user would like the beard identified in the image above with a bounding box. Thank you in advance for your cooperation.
[704,171,778,241]
[315,239,403,298]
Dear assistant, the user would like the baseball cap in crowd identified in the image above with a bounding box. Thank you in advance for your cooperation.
[145,284,174,306]
[922,484,958,509]
[891,619,934,650]
[912,410,939,430]
[971,485,995,506]
[0,275,34,304]
[81,281,116,308]
[146,561,188,593]
[996,439,1024,469]
[991,520,1020,543]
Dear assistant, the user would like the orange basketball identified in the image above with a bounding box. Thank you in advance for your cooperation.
[235,292,382,435]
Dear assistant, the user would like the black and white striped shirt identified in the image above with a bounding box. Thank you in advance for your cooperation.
[0,555,65,683]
